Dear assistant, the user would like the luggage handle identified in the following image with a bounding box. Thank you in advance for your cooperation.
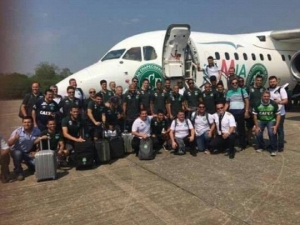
[39,134,51,150]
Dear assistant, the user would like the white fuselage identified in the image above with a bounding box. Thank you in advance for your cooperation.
[56,30,300,96]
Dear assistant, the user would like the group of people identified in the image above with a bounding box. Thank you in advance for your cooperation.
[0,61,288,183]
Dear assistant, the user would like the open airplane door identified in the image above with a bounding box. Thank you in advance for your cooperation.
[162,24,191,78]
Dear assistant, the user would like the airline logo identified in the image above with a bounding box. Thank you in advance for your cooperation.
[135,64,164,89]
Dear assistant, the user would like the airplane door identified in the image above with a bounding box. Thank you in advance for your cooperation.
[162,24,191,78]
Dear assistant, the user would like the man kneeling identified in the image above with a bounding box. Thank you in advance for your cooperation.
[209,102,237,159]
[169,110,196,156]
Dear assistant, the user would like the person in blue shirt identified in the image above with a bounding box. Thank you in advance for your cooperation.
[8,116,41,181]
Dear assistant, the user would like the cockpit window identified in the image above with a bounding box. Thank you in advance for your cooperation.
[143,46,157,61]
[123,47,142,61]
[101,49,125,61]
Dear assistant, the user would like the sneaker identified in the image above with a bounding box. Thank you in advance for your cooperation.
[256,149,263,153]
[162,144,167,151]
[204,150,210,154]
[16,174,24,181]
[278,149,284,152]
[271,151,278,156]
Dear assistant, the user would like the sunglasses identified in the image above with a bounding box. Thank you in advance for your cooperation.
[68,91,75,94]
[189,82,194,85]
[133,80,138,83]
[89,91,96,94]
[231,82,238,85]
[216,107,224,110]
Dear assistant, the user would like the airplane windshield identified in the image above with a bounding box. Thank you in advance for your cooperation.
[101,49,125,61]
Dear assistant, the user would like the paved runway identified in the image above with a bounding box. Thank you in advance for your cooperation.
[1,100,300,224]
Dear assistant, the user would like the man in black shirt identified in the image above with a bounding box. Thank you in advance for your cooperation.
[140,79,153,115]
[19,82,44,118]
[32,89,60,132]
[201,83,217,114]
[215,83,226,104]
[86,93,106,140]
[184,79,202,118]
[151,80,168,115]
[97,79,114,103]
[163,78,172,95]
[151,110,169,150]
[166,85,185,120]
[123,84,141,131]
[59,86,83,118]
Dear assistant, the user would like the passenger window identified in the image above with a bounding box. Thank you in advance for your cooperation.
[252,53,256,61]
[260,54,264,61]
[281,55,285,61]
[123,47,142,61]
[288,55,291,61]
[234,53,239,60]
[215,52,220,60]
[143,46,157,61]
[267,54,272,61]
[243,53,248,61]
[225,52,230,60]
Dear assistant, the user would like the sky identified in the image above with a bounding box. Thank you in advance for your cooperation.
[1,0,300,74]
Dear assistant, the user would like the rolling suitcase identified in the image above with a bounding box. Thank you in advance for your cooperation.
[122,132,134,153]
[138,137,155,160]
[95,137,110,163]
[74,140,95,169]
[109,136,125,158]
[35,137,57,181]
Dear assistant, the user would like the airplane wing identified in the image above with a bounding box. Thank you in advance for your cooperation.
[270,29,300,43]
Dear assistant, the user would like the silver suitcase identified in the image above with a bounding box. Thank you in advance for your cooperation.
[35,137,57,181]
[122,132,134,153]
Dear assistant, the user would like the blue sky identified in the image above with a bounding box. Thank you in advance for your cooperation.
[2,0,300,74]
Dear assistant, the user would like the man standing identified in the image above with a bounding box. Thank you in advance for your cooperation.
[163,78,172,95]
[253,91,280,156]
[184,79,202,118]
[166,85,185,120]
[97,79,114,103]
[19,82,44,118]
[32,89,60,132]
[199,56,222,82]
[268,76,288,152]
[0,135,11,183]
[139,79,153,115]
[86,93,106,140]
[123,84,141,132]
[59,86,83,118]
[151,80,168,115]
[246,75,266,145]
[227,67,238,89]
[69,78,85,105]
[224,78,250,151]
[210,102,237,159]
[200,83,216,114]
[50,85,63,104]
[8,116,41,181]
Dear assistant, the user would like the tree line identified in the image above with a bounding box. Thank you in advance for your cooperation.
[0,62,72,99]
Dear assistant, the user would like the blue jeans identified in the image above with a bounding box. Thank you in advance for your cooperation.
[278,115,285,150]
[256,121,277,151]
[196,131,211,151]
[11,150,35,175]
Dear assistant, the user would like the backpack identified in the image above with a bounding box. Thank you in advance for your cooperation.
[191,112,211,128]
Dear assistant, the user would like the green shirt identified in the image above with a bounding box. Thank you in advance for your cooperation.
[246,86,266,108]
[61,116,84,143]
[184,88,201,108]
[40,130,63,150]
[167,93,184,116]
[87,101,106,125]
[252,100,279,121]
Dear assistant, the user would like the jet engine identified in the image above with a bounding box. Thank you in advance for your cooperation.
[291,50,300,81]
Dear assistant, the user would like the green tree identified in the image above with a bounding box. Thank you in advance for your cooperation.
[34,62,59,79]
[60,68,72,78]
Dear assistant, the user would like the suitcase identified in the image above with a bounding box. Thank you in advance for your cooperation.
[122,132,134,153]
[35,138,57,181]
[74,140,95,169]
[138,138,155,160]
[109,136,125,158]
[95,139,110,163]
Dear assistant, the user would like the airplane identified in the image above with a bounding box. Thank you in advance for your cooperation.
[56,24,300,96]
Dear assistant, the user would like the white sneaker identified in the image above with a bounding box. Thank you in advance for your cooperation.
[256,149,263,153]
[204,150,210,154]
[271,151,278,156]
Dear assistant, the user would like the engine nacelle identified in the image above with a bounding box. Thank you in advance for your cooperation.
[291,50,300,81]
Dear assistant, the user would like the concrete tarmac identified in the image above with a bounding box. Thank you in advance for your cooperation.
[1,100,300,225]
